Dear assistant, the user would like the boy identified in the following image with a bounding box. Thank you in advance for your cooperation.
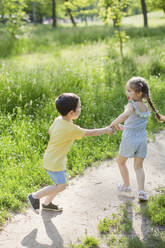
[28,93,114,214]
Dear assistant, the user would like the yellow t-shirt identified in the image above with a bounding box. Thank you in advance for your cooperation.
[43,116,86,172]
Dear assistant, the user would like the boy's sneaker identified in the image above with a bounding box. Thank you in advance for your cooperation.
[42,202,63,212]
[28,194,40,214]
[117,183,132,192]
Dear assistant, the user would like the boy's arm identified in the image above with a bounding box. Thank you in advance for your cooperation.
[110,103,134,127]
[84,126,114,137]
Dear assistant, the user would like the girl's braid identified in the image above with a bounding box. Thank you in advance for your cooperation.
[140,79,162,121]
[145,95,161,121]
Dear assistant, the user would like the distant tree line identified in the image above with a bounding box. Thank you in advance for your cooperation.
[0,0,164,36]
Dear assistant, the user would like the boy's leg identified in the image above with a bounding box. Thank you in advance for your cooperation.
[33,183,66,201]
[41,183,66,211]
[33,169,67,200]
[117,155,130,187]
[28,183,66,213]
[133,157,145,192]
[42,183,66,205]
[28,185,58,213]
[28,170,67,212]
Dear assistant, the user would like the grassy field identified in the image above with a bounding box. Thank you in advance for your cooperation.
[0,12,165,229]
[122,10,165,27]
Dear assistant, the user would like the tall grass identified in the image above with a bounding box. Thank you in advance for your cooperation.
[0,16,165,226]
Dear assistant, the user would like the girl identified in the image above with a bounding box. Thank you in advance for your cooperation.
[110,76,165,201]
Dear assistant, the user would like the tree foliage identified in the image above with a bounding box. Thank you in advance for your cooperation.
[99,0,130,59]
[147,0,165,13]
[64,0,98,24]
[0,0,26,37]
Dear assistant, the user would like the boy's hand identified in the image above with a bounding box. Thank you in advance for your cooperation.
[106,126,115,135]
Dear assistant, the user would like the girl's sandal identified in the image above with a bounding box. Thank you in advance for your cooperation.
[117,183,132,192]
[138,191,148,202]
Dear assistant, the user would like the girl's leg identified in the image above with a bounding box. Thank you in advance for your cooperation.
[117,155,130,186]
[133,157,145,192]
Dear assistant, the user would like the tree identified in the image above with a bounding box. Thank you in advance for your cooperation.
[141,0,148,27]
[24,0,48,23]
[99,0,129,59]
[147,0,165,14]
[0,0,26,37]
[73,0,98,25]
[52,0,57,27]
[64,0,77,26]
[63,0,98,26]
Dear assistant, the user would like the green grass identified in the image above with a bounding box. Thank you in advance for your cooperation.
[122,11,165,27]
[0,12,165,226]
[143,190,165,226]
[71,236,100,248]
[98,203,132,235]
[96,203,165,248]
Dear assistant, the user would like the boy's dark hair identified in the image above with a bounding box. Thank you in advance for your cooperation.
[56,93,80,116]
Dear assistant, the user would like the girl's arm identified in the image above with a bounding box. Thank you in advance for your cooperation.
[110,103,134,127]
[84,126,115,136]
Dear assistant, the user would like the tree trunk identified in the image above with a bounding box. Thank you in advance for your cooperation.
[141,0,148,27]
[65,0,76,27]
[32,1,37,23]
[52,0,57,28]
[0,13,5,24]
[67,8,76,26]
[0,4,5,24]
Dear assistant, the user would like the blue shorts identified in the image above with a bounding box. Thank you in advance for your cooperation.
[46,170,66,185]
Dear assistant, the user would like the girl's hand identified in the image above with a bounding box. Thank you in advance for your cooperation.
[109,123,123,131]
[110,122,118,129]
[116,124,124,131]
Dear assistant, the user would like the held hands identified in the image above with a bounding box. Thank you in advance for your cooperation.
[115,124,124,131]
[104,123,124,136]
[105,126,116,135]
[110,123,124,131]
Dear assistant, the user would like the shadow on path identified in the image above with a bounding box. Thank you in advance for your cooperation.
[21,210,63,248]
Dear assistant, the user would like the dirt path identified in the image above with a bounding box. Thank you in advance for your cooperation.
[0,129,165,248]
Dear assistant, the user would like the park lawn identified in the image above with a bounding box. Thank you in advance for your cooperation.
[122,10,165,27]
[0,12,165,226]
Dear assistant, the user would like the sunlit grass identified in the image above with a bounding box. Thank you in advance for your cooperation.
[123,10,165,27]
[0,15,165,226]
